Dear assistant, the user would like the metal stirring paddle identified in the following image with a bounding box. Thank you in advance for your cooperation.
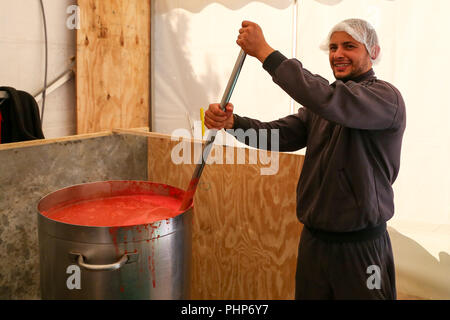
[179,49,247,211]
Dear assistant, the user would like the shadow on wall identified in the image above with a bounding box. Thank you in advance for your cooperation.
[388,226,450,300]
[152,4,225,132]
[155,0,293,14]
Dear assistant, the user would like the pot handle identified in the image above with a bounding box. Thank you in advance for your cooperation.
[71,253,132,271]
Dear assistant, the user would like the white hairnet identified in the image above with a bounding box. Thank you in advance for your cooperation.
[320,18,381,64]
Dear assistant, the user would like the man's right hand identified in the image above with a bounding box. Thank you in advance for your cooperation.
[204,103,234,130]
[237,21,274,63]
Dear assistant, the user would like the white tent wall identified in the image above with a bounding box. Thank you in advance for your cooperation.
[0,0,77,139]
[151,0,296,145]
[152,0,449,299]
[297,0,450,299]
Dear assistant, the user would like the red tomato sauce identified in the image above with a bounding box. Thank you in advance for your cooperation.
[43,194,183,227]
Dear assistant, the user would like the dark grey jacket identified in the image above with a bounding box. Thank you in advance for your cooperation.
[232,51,406,232]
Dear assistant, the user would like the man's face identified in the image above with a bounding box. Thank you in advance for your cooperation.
[329,31,372,81]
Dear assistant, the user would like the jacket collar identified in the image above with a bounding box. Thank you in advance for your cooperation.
[344,68,376,83]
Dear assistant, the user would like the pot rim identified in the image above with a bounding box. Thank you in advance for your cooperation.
[37,180,193,244]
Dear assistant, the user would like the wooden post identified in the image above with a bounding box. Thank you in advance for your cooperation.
[76,0,151,134]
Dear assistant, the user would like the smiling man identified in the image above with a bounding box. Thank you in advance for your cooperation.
[205,19,406,300]
[329,31,375,81]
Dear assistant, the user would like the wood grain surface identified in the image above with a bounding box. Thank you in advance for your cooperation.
[147,133,304,299]
[76,0,150,134]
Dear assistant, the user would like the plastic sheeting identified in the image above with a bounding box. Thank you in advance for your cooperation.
[151,0,296,145]
[297,0,450,299]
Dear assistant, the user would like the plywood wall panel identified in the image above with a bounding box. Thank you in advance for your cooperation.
[76,0,150,134]
[147,134,304,299]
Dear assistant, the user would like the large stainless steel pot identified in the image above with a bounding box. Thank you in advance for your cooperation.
[37,180,192,300]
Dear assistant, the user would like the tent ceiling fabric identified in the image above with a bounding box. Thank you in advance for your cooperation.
[155,0,294,13]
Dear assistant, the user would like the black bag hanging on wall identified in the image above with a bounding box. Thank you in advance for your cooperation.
[0,86,45,144]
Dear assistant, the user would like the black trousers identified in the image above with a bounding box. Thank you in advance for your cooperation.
[295,223,396,300]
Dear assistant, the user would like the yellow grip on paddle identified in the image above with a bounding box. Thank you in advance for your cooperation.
[200,108,205,138]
